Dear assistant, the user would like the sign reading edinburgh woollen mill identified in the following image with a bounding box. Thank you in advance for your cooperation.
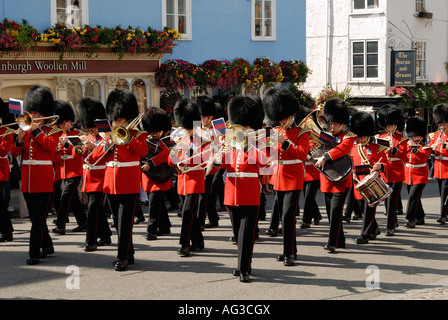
[390,50,416,87]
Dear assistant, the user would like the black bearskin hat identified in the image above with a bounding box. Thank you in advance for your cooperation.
[433,103,448,125]
[350,112,375,137]
[54,100,75,125]
[214,103,228,122]
[0,98,7,119]
[377,104,404,131]
[105,88,139,122]
[228,95,264,130]
[262,87,299,123]
[77,97,107,129]
[142,106,172,134]
[406,116,427,138]
[323,98,349,125]
[173,98,200,130]
[196,95,216,117]
[24,85,55,117]
[293,107,312,126]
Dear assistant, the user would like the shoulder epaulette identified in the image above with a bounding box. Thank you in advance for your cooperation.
[297,128,310,139]
[428,132,435,140]
[378,145,388,153]
[47,127,62,136]
[344,132,357,139]
[398,136,409,144]
[422,144,432,150]
[135,130,147,139]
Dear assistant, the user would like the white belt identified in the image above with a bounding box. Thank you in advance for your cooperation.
[23,160,52,165]
[106,161,140,168]
[178,166,204,172]
[61,155,74,160]
[435,156,448,161]
[406,163,427,168]
[227,172,258,178]
[83,164,106,170]
[388,157,401,161]
[274,159,303,165]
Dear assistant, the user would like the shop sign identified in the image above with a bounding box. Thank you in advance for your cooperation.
[390,50,416,87]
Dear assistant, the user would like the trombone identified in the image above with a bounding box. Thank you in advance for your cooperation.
[16,112,59,131]
[84,113,144,167]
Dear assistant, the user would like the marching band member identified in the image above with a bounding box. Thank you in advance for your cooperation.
[404,116,432,228]
[377,104,407,236]
[51,100,87,235]
[350,112,388,244]
[214,95,267,282]
[168,98,206,257]
[196,95,220,229]
[77,97,112,251]
[88,89,148,271]
[11,85,63,265]
[140,106,173,240]
[262,87,309,266]
[430,103,448,224]
[0,98,15,242]
[314,98,355,253]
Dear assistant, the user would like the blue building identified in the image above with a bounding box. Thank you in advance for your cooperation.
[0,0,306,109]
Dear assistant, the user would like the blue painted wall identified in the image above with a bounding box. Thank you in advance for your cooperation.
[0,0,306,64]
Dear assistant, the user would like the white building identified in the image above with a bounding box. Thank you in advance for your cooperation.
[305,0,448,106]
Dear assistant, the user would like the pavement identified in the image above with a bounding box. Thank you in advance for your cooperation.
[1,178,448,304]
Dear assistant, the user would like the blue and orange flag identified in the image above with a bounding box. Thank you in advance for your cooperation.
[94,119,111,133]
[8,98,22,115]
[212,117,226,136]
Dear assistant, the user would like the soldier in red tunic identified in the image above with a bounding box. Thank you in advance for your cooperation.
[314,98,355,253]
[376,104,407,236]
[168,98,206,257]
[52,100,87,235]
[350,112,388,244]
[404,116,432,228]
[12,85,63,265]
[88,89,148,271]
[262,87,309,266]
[430,103,448,224]
[0,98,15,243]
[77,97,112,251]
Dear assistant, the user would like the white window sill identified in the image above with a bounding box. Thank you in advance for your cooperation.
[348,80,384,84]
[350,10,384,16]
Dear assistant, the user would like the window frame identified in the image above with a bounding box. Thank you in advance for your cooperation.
[352,0,379,11]
[251,0,277,42]
[162,0,192,41]
[350,39,380,81]
[415,0,426,12]
[51,0,89,28]
[414,40,427,80]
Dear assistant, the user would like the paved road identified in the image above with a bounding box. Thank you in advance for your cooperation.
[1,178,448,304]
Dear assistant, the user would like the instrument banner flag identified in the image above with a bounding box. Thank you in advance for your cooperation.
[319,131,334,145]
[212,118,226,136]
[8,98,22,114]
[94,119,111,133]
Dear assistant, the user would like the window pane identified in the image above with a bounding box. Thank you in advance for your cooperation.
[178,0,186,14]
[354,0,365,9]
[353,55,364,66]
[116,79,129,90]
[85,79,101,100]
[367,0,378,9]
[367,66,378,78]
[367,41,378,53]
[353,67,364,78]
[353,42,364,54]
[265,19,272,37]
[166,15,175,30]
[166,0,175,14]
[265,1,272,19]
[255,19,262,36]
[132,79,147,113]
[367,54,378,65]
[56,0,82,28]
[255,0,262,19]
[178,15,186,34]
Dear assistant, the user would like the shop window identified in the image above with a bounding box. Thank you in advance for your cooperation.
[51,0,89,28]
[67,79,83,122]
[84,79,101,101]
[132,79,147,113]
[116,79,130,90]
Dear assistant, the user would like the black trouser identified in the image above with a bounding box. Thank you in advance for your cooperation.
[385,182,402,229]
[360,202,378,239]
[276,190,300,255]
[302,180,320,224]
[227,205,259,274]
[405,184,426,222]
[437,178,448,218]
[268,190,280,230]
[108,193,138,260]
[198,175,219,226]
[85,192,111,246]
[344,184,362,218]
[23,192,54,259]
[146,190,170,235]
[179,193,204,248]
[55,177,87,229]
[0,181,13,236]
[324,191,347,246]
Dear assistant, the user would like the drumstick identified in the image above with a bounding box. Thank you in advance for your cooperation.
[370,157,382,172]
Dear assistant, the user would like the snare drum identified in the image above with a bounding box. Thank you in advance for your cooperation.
[355,171,392,207]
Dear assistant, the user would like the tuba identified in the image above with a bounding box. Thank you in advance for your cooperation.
[299,109,353,182]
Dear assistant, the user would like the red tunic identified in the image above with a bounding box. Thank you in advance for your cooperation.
[90,129,148,194]
[377,132,407,183]
[429,131,448,179]
[270,125,309,191]
[54,129,83,180]
[0,128,14,182]
[81,133,106,193]
[319,131,355,193]
[404,142,432,185]
[11,126,62,193]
